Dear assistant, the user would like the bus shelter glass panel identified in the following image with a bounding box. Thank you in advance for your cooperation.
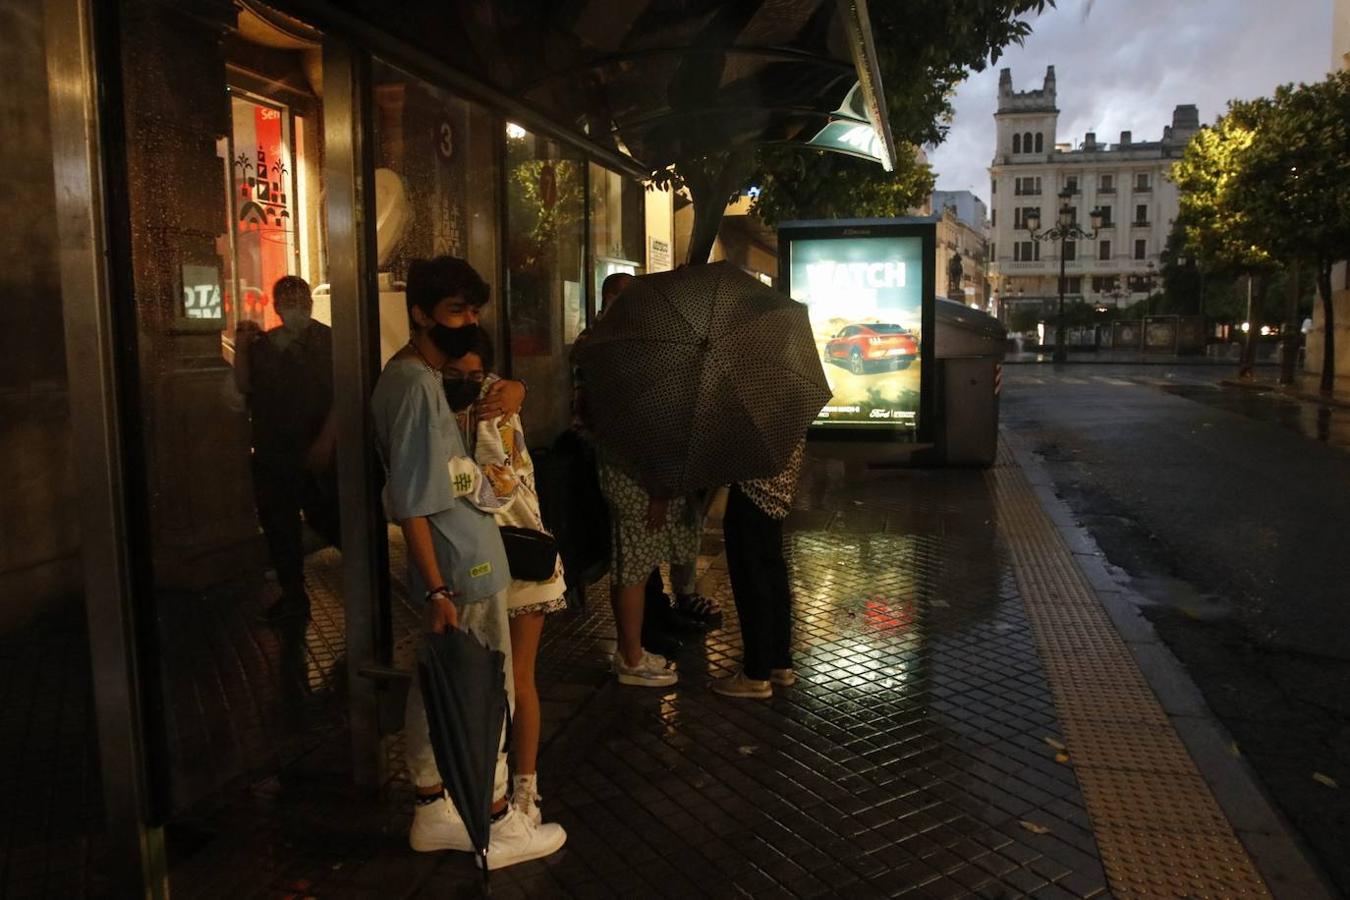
[506,128,585,445]
[588,162,646,324]
[1,0,103,892]
[111,5,350,874]
[371,61,501,370]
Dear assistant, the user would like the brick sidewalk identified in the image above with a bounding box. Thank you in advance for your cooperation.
[5,449,1307,897]
[160,455,1135,898]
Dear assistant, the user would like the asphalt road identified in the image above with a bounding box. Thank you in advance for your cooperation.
[1000,363,1350,897]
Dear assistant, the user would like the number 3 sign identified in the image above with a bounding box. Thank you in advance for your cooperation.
[438,120,454,159]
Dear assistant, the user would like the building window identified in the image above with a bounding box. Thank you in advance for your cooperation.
[1135,173,1150,191]
[1099,173,1115,193]
[1099,240,1111,261]
[1064,241,1076,261]
[1013,206,1040,230]
[1135,204,1148,225]
[990,242,996,260]
[1014,241,1038,262]
[991,179,997,195]
[1092,275,1119,293]
[1065,276,1083,294]
[1013,134,1021,154]
[991,209,996,227]
[1134,239,1147,260]
[1023,131,1033,152]
[1035,132,1044,153]
[1015,176,1042,195]
[1099,205,1113,226]
[1065,175,1079,194]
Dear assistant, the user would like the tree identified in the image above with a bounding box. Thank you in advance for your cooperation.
[1229,72,1350,393]
[653,1,1056,261]
[1169,98,1279,376]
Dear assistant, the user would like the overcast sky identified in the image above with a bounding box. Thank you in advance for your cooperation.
[928,0,1336,207]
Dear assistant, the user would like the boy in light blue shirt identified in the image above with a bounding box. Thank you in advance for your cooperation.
[370,255,565,870]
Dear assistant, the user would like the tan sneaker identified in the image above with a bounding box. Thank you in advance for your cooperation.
[769,668,797,687]
[613,649,678,687]
[711,671,772,699]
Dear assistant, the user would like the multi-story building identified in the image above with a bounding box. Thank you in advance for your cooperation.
[932,190,989,308]
[987,66,1199,320]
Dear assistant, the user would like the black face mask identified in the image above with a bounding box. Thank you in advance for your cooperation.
[427,323,473,359]
[443,378,482,411]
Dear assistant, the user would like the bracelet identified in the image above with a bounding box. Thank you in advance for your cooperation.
[425,586,452,602]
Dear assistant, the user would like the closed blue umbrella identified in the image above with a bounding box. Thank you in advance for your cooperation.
[416,628,510,878]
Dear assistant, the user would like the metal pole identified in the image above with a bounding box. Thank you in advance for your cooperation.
[324,40,386,788]
[1054,235,1068,362]
[46,0,167,893]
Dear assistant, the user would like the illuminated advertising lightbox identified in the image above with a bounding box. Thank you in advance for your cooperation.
[779,220,935,441]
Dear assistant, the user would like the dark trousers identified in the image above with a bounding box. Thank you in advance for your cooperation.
[723,485,792,680]
[252,454,341,597]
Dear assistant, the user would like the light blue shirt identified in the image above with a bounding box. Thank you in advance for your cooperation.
[370,358,509,603]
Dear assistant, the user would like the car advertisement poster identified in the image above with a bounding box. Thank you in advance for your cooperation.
[786,234,927,432]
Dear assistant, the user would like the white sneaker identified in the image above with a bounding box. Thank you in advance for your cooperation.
[409,794,473,852]
[480,806,567,870]
[512,773,543,827]
[612,649,678,687]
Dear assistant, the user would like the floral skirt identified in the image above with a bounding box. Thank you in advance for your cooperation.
[597,452,700,589]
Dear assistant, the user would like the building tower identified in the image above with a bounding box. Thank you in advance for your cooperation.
[994,66,1058,161]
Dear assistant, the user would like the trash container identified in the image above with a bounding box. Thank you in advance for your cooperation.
[934,299,1007,467]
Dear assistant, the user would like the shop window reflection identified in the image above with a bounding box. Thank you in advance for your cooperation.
[589,161,646,331]
[370,61,500,367]
[506,127,585,444]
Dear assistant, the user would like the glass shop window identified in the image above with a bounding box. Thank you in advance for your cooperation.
[223,90,321,337]
[505,127,585,444]
[588,162,646,332]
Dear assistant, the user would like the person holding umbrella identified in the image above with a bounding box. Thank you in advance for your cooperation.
[370,256,565,869]
[712,437,806,699]
[573,262,833,688]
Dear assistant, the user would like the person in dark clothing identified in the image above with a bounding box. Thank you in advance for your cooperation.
[234,275,340,620]
[712,439,805,699]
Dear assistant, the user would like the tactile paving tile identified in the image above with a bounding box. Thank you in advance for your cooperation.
[988,446,1272,897]
[1061,721,1201,775]
[1095,826,1272,897]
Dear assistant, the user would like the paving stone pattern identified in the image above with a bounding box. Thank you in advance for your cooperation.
[3,461,1119,898]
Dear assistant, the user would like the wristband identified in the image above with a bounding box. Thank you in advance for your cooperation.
[425,586,452,603]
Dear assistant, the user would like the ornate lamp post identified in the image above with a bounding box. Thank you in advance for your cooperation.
[1142,260,1157,318]
[1024,188,1104,363]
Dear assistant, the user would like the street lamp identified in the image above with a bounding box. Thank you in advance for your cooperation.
[1024,188,1104,363]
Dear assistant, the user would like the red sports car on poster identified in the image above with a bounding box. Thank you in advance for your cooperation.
[824,323,918,374]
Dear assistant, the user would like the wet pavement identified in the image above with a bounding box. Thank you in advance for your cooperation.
[155,458,1122,899]
[1001,363,1350,896]
[4,422,1316,897]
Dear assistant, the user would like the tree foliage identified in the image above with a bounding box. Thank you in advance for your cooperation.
[1169,72,1350,389]
[1168,98,1276,278]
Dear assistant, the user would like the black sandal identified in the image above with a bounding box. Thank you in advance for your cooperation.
[673,592,720,625]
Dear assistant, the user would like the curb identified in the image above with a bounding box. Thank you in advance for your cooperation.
[1217,378,1350,411]
[999,428,1338,900]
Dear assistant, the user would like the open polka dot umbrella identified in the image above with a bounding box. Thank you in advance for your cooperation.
[573,261,831,495]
